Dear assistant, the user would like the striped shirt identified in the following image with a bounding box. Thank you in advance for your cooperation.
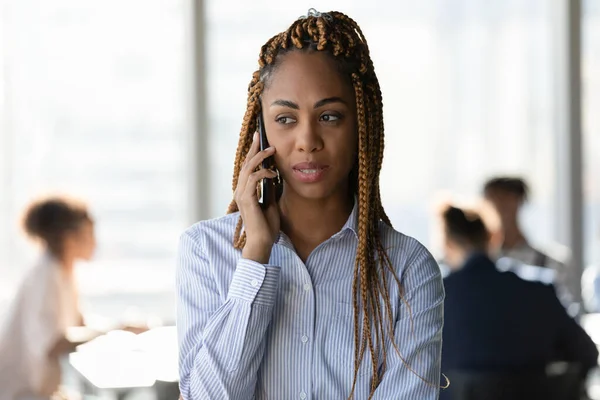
[176,202,444,399]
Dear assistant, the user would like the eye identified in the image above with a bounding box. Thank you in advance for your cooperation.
[320,114,341,122]
[275,116,296,124]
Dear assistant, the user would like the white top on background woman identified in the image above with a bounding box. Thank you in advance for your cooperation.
[0,197,96,400]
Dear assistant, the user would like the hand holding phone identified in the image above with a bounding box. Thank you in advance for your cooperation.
[234,119,280,263]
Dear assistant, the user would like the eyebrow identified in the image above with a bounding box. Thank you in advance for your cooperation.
[271,99,299,109]
[270,96,348,110]
[313,97,347,108]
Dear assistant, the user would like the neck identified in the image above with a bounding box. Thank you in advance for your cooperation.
[449,248,469,271]
[279,188,354,261]
[501,218,526,250]
[55,252,76,276]
[450,248,487,271]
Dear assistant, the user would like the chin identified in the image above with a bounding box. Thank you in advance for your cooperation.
[285,182,344,201]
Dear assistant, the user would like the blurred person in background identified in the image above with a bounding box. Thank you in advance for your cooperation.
[582,224,600,313]
[0,196,96,400]
[583,266,600,314]
[483,177,574,305]
[440,205,597,400]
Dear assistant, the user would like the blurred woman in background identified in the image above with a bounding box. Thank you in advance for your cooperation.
[0,196,96,400]
[440,204,597,400]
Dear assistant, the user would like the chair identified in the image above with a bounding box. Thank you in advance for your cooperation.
[445,364,585,400]
[546,362,584,400]
[444,370,550,400]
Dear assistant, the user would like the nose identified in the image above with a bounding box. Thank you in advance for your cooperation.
[295,121,324,153]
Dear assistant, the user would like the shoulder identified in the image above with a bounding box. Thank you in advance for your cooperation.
[20,256,60,294]
[508,274,563,310]
[378,222,440,280]
[496,268,559,302]
[513,274,556,294]
[9,257,61,322]
[179,212,240,252]
[176,212,242,284]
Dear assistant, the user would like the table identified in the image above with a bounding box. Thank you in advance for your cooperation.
[68,326,179,400]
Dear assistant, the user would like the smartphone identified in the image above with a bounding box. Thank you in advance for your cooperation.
[257,112,275,208]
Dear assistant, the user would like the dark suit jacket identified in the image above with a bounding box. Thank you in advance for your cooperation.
[440,253,598,399]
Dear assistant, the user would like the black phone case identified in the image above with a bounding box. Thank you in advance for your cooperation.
[258,112,274,208]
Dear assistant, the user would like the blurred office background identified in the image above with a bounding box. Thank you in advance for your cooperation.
[0,0,598,398]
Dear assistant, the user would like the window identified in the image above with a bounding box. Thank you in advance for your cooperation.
[583,0,600,267]
[0,0,193,323]
[205,0,557,258]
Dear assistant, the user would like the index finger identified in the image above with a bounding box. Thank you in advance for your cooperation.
[242,131,260,168]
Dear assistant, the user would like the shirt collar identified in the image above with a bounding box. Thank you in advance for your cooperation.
[275,196,359,246]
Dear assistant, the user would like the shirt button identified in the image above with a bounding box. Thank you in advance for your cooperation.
[299,392,307,399]
[301,335,309,343]
[250,279,259,287]
[303,283,311,292]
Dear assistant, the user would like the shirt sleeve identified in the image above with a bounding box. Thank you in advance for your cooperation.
[372,244,445,400]
[177,228,281,400]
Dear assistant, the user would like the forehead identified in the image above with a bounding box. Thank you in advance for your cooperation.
[485,188,517,200]
[262,51,354,103]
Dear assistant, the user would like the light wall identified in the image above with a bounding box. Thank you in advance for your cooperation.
[0,0,597,321]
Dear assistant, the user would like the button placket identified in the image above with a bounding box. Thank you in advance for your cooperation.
[281,247,315,400]
[297,262,314,400]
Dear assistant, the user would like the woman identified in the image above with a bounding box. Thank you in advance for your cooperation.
[0,197,96,400]
[177,9,444,400]
[440,205,597,400]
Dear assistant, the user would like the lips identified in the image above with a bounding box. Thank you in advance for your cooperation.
[291,162,329,183]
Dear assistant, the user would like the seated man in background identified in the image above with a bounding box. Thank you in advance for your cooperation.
[483,176,574,306]
[439,205,598,400]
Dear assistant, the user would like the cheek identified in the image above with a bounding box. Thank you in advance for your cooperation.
[328,136,357,170]
[267,132,291,151]
[82,233,95,251]
[272,153,286,171]
[343,126,358,161]
[269,135,295,168]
